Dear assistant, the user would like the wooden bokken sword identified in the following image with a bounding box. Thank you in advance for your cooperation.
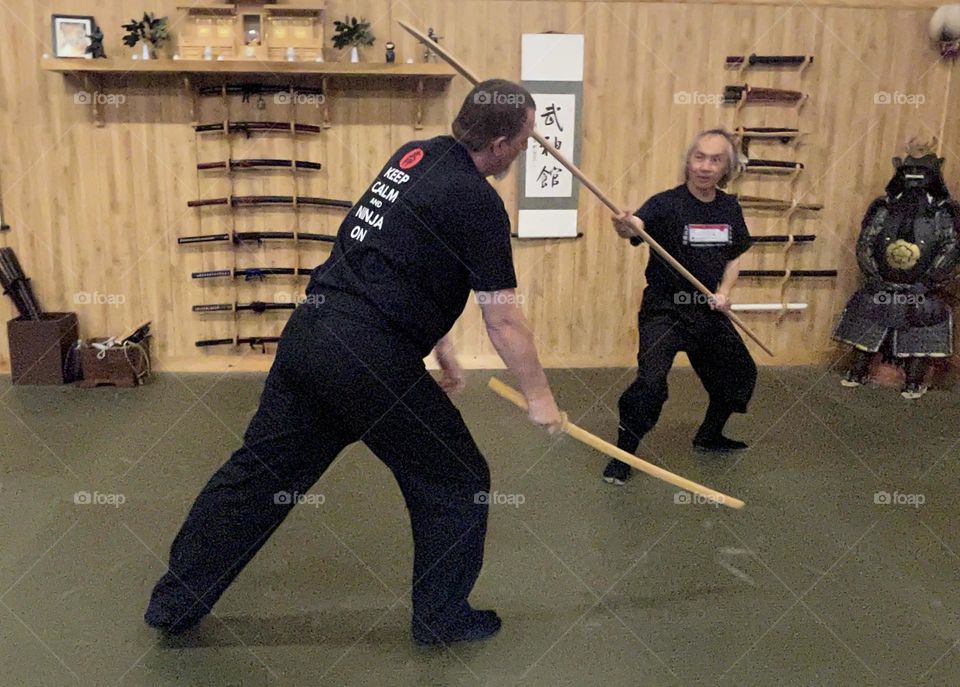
[398,20,774,357]
[488,379,745,510]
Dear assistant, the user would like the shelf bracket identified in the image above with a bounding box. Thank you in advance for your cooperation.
[184,75,197,125]
[415,78,425,130]
[83,74,104,128]
[321,77,332,129]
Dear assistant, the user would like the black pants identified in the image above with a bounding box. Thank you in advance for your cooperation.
[617,301,757,452]
[146,304,491,632]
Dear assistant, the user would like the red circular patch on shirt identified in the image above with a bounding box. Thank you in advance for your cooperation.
[399,148,425,170]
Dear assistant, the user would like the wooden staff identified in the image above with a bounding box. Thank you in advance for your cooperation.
[487,378,745,510]
[397,20,774,358]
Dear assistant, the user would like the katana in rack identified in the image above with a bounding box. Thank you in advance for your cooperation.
[195,335,282,350]
[741,159,804,173]
[740,269,837,278]
[750,234,816,243]
[187,195,353,209]
[735,195,822,212]
[193,301,297,313]
[197,159,323,172]
[726,54,814,67]
[191,267,313,280]
[735,126,801,142]
[735,127,804,156]
[178,231,336,245]
[724,85,805,104]
[194,121,322,136]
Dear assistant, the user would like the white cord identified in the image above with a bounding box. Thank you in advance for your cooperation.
[92,337,118,360]
[122,339,151,384]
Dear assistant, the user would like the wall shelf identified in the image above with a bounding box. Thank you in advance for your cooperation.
[41,58,456,78]
[43,58,455,128]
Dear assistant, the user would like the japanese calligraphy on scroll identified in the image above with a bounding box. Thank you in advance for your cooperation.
[518,34,584,238]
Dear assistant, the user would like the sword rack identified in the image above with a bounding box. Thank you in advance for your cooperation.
[180,82,352,352]
[725,52,834,321]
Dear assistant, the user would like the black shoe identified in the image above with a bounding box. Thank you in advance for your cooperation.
[144,599,207,636]
[602,459,632,485]
[692,435,748,453]
[413,609,502,646]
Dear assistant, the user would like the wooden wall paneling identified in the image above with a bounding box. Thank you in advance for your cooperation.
[581,4,643,366]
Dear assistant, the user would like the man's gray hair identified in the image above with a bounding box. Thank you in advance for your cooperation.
[682,128,741,188]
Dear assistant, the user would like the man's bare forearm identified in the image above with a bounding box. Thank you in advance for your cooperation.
[486,320,551,401]
[717,258,741,296]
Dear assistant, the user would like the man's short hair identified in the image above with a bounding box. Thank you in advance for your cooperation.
[683,128,741,187]
[453,79,536,152]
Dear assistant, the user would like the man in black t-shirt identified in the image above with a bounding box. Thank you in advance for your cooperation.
[145,80,563,646]
[306,133,520,357]
[602,129,757,486]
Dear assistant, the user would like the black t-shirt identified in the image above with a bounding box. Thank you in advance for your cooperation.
[307,136,517,355]
[634,184,751,295]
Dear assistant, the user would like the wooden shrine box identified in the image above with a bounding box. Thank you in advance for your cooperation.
[7,312,78,385]
[178,1,325,61]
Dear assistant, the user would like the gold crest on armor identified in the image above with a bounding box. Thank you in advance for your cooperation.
[886,239,921,270]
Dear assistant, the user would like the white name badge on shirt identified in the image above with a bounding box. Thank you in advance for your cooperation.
[684,223,731,246]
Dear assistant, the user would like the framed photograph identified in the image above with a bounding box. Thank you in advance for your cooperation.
[51,15,95,58]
